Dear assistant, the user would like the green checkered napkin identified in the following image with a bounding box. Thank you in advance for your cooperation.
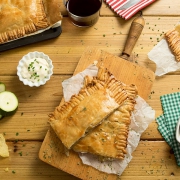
[156,115,172,147]
[156,92,180,166]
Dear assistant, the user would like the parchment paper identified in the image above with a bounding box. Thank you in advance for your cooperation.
[148,39,180,76]
[62,64,155,175]
[148,23,180,76]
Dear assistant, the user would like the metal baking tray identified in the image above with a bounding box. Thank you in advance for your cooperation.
[0,26,62,52]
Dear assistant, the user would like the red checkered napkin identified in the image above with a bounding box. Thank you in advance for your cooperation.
[104,0,156,20]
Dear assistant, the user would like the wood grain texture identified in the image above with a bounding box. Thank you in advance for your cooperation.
[1,0,180,179]
[0,16,180,76]
[39,129,180,180]
[0,140,179,180]
[73,47,155,99]
[39,47,155,179]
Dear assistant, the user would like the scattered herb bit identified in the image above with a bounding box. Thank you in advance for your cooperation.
[151,91,155,94]
[14,139,19,143]
[18,152,22,156]
[82,107,87,111]
[16,132,19,136]
[12,170,16,174]
[34,59,39,64]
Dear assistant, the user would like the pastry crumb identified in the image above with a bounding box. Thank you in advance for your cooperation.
[4,167,9,172]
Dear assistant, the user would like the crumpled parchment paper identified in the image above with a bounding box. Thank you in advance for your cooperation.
[148,38,180,76]
[62,64,98,102]
[148,22,180,76]
[62,64,155,175]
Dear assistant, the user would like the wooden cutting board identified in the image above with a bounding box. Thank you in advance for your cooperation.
[39,46,155,180]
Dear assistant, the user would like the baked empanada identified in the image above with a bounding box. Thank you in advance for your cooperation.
[165,29,180,61]
[0,0,62,44]
[48,66,128,149]
[72,84,137,160]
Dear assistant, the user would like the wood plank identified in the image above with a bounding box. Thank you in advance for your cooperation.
[39,130,180,180]
[1,16,180,76]
[2,73,180,141]
[0,114,162,141]
[0,117,162,142]
[1,140,179,180]
[0,141,79,180]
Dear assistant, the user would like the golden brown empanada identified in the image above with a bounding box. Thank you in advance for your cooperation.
[165,29,180,61]
[72,84,137,160]
[0,0,62,44]
[48,66,129,149]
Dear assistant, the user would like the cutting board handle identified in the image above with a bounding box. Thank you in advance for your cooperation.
[121,13,145,60]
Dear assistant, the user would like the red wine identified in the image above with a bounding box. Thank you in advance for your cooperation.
[67,0,101,17]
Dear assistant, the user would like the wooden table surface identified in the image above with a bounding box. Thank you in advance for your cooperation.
[1,0,180,179]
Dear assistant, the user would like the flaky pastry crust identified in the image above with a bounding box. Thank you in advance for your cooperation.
[72,83,137,160]
[165,29,180,62]
[48,66,129,149]
[0,0,62,44]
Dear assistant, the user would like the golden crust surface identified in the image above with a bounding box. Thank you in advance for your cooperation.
[165,29,180,62]
[48,66,129,149]
[42,0,63,25]
[0,0,62,44]
[72,84,137,160]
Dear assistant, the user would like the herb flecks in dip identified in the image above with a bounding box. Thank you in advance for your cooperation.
[21,58,49,83]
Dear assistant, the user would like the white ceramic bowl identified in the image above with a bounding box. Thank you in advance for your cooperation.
[17,51,53,87]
